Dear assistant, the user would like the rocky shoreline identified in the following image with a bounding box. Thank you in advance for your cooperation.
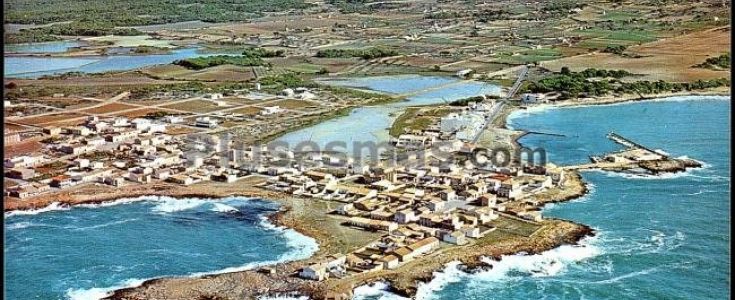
[4,172,595,300]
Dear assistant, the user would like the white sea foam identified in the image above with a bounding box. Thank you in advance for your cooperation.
[353,282,409,300]
[74,196,153,209]
[353,236,601,300]
[505,104,559,129]
[5,202,71,217]
[586,168,692,180]
[211,203,240,213]
[7,221,37,230]
[186,216,319,277]
[151,197,211,213]
[258,295,310,300]
[6,195,258,217]
[66,278,146,300]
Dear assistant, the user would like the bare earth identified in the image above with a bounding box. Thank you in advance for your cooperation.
[542,26,731,82]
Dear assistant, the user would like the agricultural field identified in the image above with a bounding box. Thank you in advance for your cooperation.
[542,26,732,82]
[15,112,85,125]
[230,106,263,116]
[269,99,319,110]
[4,140,44,158]
[3,123,29,132]
[165,125,202,136]
[115,108,178,119]
[162,99,228,113]
[80,102,137,115]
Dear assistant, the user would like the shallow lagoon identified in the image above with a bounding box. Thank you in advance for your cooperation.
[4,40,82,53]
[278,75,501,155]
[4,47,206,78]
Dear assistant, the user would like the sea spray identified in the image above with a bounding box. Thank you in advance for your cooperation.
[353,282,410,300]
[5,202,71,217]
[352,236,601,300]
[66,278,146,300]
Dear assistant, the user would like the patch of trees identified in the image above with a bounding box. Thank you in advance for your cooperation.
[4,0,311,26]
[5,21,144,44]
[473,9,508,22]
[129,82,207,98]
[426,11,464,20]
[694,53,730,69]
[315,47,399,59]
[450,96,485,106]
[602,45,627,55]
[4,31,61,44]
[174,55,267,70]
[242,47,285,58]
[525,67,729,99]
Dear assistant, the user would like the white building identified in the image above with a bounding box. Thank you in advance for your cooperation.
[195,117,218,128]
[261,106,284,115]
[521,93,545,104]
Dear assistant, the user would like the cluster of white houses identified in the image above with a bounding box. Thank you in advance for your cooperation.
[3,115,252,199]
[285,162,566,280]
[5,98,566,282]
[392,100,503,150]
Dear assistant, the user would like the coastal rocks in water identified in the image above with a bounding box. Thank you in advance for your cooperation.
[639,158,703,174]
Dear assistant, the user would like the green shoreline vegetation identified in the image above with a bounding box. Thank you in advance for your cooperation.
[524,67,730,99]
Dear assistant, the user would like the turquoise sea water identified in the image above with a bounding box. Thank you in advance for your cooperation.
[355,96,731,300]
[4,48,206,78]
[4,196,318,300]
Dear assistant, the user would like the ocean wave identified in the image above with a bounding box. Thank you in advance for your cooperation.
[187,216,319,277]
[5,202,71,218]
[66,278,146,300]
[6,195,260,217]
[69,218,139,231]
[353,282,409,300]
[152,198,206,213]
[354,236,601,300]
[6,221,42,230]
[211,203,240,213]
[669,189,720,196]
[74,196,153,209]
[258,295,310,300]
[600,229,686,257]
[587,168,692,180]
